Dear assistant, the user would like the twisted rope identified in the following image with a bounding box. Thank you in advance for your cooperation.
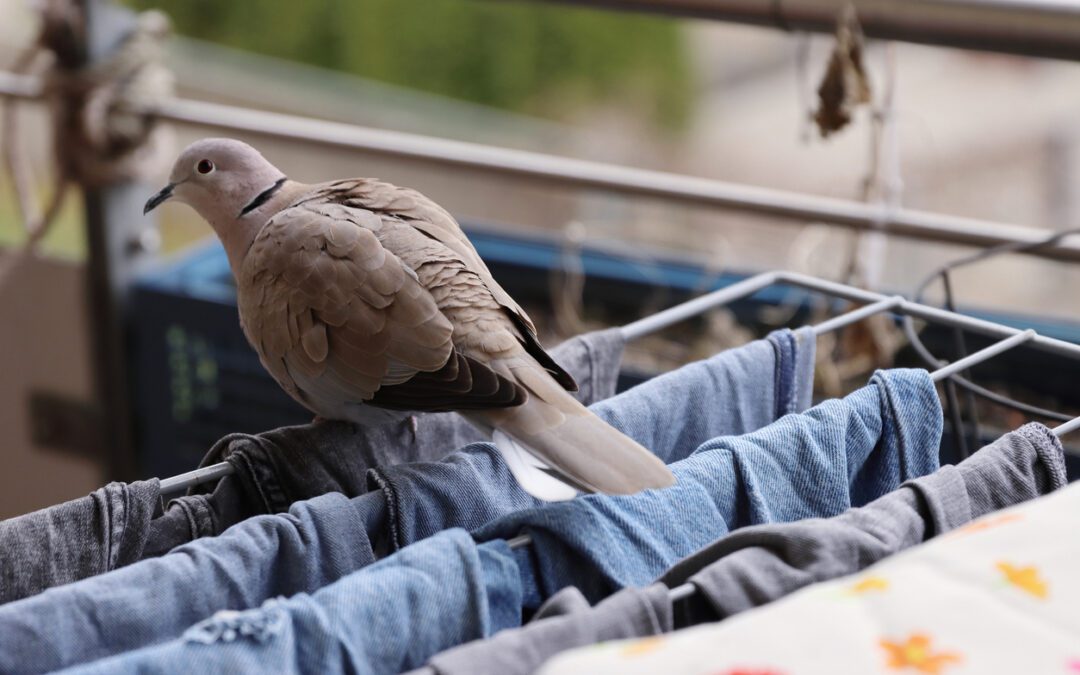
[0,0,174,290]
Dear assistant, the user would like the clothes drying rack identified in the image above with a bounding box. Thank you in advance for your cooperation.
[516,315,1069,601]
[158,269,1080,494]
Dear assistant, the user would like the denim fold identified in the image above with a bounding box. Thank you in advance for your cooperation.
[145,329,628,554]
[0,480,161,605]
[474,368,943,606]
[0,332,815,675]
[414,422,1064,675]
[56,368,942,675]
[369,328,816,552]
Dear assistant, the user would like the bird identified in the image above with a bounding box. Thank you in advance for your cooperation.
[145,138,675,500]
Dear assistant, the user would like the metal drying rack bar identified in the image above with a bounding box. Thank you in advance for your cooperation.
[160,270,1080,495]
[3,71,1080,263]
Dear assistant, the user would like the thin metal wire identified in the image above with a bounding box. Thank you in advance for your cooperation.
[507,534,532,550]
[928,330,1036,382]
[903,226,1080,423]
[160,272,1080,490]
[158,461,234,494]
[777,271,1080,361]
[1053,416,1080,437]
[811,296,905,335]
[668,582,696,602]
[3,71,1080,263]
[940,271,982,458]
[620,273,781,341]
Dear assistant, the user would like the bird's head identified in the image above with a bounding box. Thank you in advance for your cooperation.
[144,138,286,225]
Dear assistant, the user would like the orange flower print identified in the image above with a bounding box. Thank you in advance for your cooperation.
[621,636,666,657]
[880,634,962,673]
[997,562,1048,599]
[951,513,1022,537]
[849,576,889,595]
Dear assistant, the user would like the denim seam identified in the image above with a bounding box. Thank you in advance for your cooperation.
[582,335,598,403]
[367,467,403,552]
[170,496,215,539]
[251,437,292,509]
[229,445,285,514]
[113,483,133,569]
[173,498,198,540]
[872,369,925,479]
[782,330,798,415]
[769,333,785,420]
[100,484,117,570]
[788,327,812,413]
[202,495,221,536]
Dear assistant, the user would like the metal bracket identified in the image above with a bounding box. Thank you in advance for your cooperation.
[28,391,105,459]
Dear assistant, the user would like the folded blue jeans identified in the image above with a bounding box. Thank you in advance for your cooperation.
[369,327,816,551]
[62,530,518,675]
[58,369,943,675]
[416,423,1066,675]
[0,330,815,675]
[146,328,629,555]
[0,480,161,605]
[474,368,943,606]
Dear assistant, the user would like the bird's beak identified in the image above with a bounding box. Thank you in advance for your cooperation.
[143,183,175,215]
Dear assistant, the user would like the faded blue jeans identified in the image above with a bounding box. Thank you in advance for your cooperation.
[473,368,943,606]
[59,369,942,675]
[369,328,817,551]
[0,330,815,675]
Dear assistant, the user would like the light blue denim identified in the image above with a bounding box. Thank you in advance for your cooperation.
[0,330,814,675]
[473,368,943,606]
[61,530,521,675]
[370,328,816,550]
[57,369,941,675]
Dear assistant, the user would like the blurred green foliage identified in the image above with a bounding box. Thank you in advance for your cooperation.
[128,0,693,129]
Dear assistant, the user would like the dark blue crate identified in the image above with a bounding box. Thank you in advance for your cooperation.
[130,225,1080,479]
[130,225,762,477]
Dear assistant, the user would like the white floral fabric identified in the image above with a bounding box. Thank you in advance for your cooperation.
[541,481,1080,675]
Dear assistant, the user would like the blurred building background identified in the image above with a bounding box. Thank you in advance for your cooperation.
[2,0,1080,516]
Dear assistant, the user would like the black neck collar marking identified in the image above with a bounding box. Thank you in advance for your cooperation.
[239,177,287,217]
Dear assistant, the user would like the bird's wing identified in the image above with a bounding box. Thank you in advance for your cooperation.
[303,179,577,391]
[237,200,523,415]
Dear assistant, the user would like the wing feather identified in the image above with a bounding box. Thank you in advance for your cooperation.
[237,196,530,417]
[238,203,454,414]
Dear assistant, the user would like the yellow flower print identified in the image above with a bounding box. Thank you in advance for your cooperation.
[621,636,666,657]
[850,576,889,595]
[880,634,962,673]
[997,562,1048,599]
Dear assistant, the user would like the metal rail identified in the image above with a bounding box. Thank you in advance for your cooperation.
[532,0,1080,63]
[158,458,235,493]
[3,71,1080,263]
[622,270,1080,364]
[928,329,1035,382]
[159,269,1080,495]
[1055,416,1080,438]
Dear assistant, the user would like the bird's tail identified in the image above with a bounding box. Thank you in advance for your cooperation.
[468,359,676,501]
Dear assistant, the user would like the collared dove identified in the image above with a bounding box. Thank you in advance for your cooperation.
[146,138,675,500]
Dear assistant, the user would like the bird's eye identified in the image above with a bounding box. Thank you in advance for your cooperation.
[196,159,215,175]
